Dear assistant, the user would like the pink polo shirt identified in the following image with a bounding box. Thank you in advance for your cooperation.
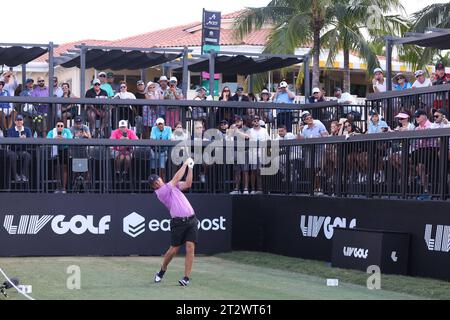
[155,183,194,218]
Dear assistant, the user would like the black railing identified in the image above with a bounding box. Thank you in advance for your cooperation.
[1,128,450,200]
[0,96,361,137]
[366,84,450,129]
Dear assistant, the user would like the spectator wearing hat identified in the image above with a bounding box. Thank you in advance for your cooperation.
[20,78,35,97]
[372,68,386,93]
[228,115,251,194]
[218,119,229,138]
[411,109,435,199]
[192,86,211,124]
[70,115,91,139]
[259,88,274,125]
[248,115,269,194]
[367,110,390,134]
[0,77,15,131]
[150,117,172,179]
[230,86,249,102]
[393,111,415,131]
[433,62,448,86]
[110,119,139,182]
[113,81,137,128]
[308,87,325,103]
[106,72,120,94]
[85,78,109,138]
[97,72,114,97]
[70,115,91,168]
[273,81,295,130]
[412,70,432,89]
[6,114,32,183]
[393,73,411,91]
[431,108,450,129]
[141,81,162,139]
[163,76,184,129]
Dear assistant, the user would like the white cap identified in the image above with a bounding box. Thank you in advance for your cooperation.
[373,67,383,74]
[279,81,288,88]
[146,81,154,87]
[312,87,321,94]
[0,77,5,83]
[169,76,178,83]
[98,72,107,77]
[156,117,165,125]
[414,70,424,77]
[92,78,101,85]
[119,120,128,127]
[261,89,269,94]
[159,76,168,82]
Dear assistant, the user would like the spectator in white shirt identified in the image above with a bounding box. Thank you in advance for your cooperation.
[334,87,354,104]
[372,68,386,93]
[412,70,432,89]
[248,115,270,194]
[275,125,296,140]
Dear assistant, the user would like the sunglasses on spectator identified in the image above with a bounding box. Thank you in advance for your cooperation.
[223,90,230,92]
[15,119,23,121]
[434,115,441,118]
[38,80,45,83]
[57,125,64,128]
[94,83,101,86]
[120,86,126,89]
[99,75,106,77]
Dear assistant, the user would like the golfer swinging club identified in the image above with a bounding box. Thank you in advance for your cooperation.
[149,157,196,286]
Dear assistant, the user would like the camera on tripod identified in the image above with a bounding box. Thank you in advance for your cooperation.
[72,158,89,193]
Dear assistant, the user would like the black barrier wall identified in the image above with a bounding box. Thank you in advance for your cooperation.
[0,194,232,256]
[232,196,450,281]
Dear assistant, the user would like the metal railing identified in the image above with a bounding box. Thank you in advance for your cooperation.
[366,84,450,129]
[1,128,450,200]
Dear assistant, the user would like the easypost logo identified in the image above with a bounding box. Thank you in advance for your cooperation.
[424,224,450,253]
[123,212,146,238]
[343,246,369,259]
[300,215,357,240]
[123,212,227,238]
[3,215,111,235]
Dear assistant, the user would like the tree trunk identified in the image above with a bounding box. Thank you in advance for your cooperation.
[343,48,351,93]
[312,26,321,89]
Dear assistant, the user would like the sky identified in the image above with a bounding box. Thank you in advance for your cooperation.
[2,0,448,44]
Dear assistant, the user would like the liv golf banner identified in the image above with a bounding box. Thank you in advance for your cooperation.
[0,194,231,256]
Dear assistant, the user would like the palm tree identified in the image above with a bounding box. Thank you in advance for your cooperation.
[233,0,335,89]
[412,2,450,31]
[321,0,407,92]
[401,2,450,70]
[234,0,406,92]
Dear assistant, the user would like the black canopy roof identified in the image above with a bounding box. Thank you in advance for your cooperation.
[394,29,450,50]
[0,46,48,67]
[185,54,303,75]
[61,49,182,70]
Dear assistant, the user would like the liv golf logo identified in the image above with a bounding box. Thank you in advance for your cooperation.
[424,224,450,253]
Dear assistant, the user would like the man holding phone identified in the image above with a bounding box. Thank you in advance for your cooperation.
[110,120,138,182]
[6,114,32,182]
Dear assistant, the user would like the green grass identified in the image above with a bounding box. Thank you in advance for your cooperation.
[0,252,447,300]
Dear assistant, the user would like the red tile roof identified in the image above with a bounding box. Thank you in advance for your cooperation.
[41,11,274,62]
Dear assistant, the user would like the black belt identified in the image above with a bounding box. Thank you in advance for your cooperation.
[172,215,195,222]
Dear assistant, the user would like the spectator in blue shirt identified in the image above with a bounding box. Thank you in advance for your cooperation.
[6,114,32,182]
[367,110,390,134]
[273,81,295,131]
[393,73,412,91]
[150,117,172,179]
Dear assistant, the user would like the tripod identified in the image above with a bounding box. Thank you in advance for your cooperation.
[72,158,90,193]
[73,173,89,193]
